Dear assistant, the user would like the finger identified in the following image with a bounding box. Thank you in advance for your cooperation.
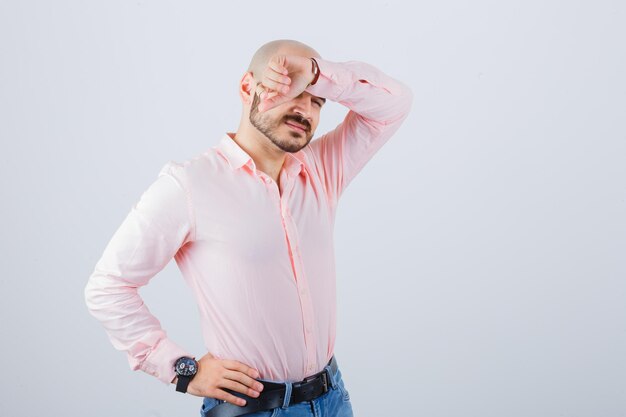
[256,87,280,103]
[268,60,288,75]
[264,68,291,86]
[269,54,288,72]
[263,74,290,91]
[262,90,280,101]
[258,95,290,112]
[223,369,265,392]
[221,375,262,398]
[255,84,268,99]
[260,78,290,94]
[213,389,248,407]
[222,360,261,379]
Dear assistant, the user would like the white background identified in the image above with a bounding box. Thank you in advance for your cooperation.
[1,1,625,416]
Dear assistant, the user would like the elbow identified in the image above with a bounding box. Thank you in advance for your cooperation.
[385,84,414,127]
[83,270,116,316]
[84,273,99,315]
[398,82,414,120]
[84,269,140,318]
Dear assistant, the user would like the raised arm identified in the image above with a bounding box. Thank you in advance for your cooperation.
[305,59,413,203]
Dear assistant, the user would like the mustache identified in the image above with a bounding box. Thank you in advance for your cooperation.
[283,114,311,132]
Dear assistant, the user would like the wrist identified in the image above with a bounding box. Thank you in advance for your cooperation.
[173,356,198,393]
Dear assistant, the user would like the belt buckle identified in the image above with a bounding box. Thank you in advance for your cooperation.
[301,371,329,394]
[321,371,329,393]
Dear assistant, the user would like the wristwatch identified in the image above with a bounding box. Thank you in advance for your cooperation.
[174,356,198,393]
[308,57,320,86]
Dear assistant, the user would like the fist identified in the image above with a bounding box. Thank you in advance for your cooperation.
[256,54,316,112]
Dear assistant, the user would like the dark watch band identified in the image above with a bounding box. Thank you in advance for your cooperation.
[309,57,320,86]
[174,356,198,394]
[176,375,192,393]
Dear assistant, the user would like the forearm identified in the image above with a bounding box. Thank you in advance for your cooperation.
[304,59,413,201]
[306,58,413,127]
[85,267,192,384]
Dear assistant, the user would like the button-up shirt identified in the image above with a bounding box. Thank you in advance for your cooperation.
[84,58,413,385]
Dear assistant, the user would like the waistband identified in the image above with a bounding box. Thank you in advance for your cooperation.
[206,356,341,417]
[256,356,339,390]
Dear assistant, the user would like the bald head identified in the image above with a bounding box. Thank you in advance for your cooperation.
[247,39,321,79]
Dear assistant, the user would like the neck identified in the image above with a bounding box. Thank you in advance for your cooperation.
[231,124,286,182]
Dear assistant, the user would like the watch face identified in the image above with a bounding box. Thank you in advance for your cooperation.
[175,357,198,377]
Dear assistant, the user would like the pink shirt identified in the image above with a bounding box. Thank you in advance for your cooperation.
[84,58,412,385]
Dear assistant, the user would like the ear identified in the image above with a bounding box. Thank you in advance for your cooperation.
[239,72,255,105]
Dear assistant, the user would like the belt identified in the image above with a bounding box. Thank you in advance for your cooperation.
[205,356,338,417]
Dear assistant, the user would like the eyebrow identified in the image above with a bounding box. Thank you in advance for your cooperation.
[299,91,326,105]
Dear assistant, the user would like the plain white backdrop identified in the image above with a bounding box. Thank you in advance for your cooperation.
[1,1,625,416]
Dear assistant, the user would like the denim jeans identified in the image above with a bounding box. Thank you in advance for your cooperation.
[199,358,354,417]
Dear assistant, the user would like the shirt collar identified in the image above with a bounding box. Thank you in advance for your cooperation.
[216,132,307,178]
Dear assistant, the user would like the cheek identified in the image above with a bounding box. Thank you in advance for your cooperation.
[266,107,287,121]
[256,110,281,126]
[311,116,321,130]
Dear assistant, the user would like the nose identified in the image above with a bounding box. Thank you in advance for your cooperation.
[292,94,313,120]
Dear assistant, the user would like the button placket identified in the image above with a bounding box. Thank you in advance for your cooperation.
[276,173,318,374]
[285,222,317,373]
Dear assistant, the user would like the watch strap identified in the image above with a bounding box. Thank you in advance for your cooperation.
[176,375,192,393]
[308,58,320,86]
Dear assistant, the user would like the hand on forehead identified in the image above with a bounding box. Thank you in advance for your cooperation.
[247,39,320,80]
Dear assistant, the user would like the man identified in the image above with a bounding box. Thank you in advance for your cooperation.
[85,39,412,417]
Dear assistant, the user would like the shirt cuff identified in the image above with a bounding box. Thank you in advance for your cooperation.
[137,338,193,385]
[305,58,353,101]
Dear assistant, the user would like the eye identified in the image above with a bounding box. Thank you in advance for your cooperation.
[313,100,323,108]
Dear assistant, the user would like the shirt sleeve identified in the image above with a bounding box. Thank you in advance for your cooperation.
[304,58,413,203]
[84,161,196,385]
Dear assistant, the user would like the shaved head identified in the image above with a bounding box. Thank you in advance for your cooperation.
[247,39,321,80]
[238,39,324,154]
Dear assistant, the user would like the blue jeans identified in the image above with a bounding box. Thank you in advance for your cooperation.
[199,358,354,417]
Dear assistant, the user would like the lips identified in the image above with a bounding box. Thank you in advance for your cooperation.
[285,121,307,133]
